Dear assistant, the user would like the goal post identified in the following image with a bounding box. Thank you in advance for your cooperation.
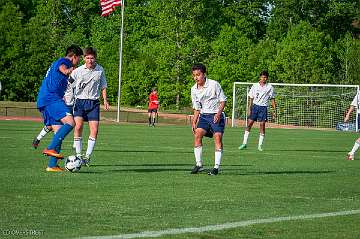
[232,82,359,131]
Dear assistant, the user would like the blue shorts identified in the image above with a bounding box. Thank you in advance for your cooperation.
[249,104,268,122]
[73,99,100,121]
[39,100,70,126]
[67,105,74,115]
[197,113,225,138]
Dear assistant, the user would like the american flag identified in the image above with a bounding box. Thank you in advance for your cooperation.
[100,0,121,17]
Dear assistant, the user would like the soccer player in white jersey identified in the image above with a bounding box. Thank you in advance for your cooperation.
[71,47,109,166]
[344,90,360,160]
[238,70,276,151]
[32,81,76,149]
[190,63,227,176]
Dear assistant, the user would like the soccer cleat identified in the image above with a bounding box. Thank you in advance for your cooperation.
[238,144,247,150]
[42,149,64,159]
[46,166,64,172]
[208,168,219,176]
[347,153,354,161]
[32,138,40,149]
[81,155,91,167]
[258,146,263,151]
[190,165,204,174]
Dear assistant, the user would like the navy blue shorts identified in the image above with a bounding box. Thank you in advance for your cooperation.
[249,104,268,122]
[197,113,225,138]
[39,100,70,126]
[73,99,100,121]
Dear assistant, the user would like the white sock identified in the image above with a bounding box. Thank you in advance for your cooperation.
[243,130,250,145]
[214,149,222,169]
[350,140,360,155]
[37,126,51,140]
[194,146,202,166]
[74,137,82,156]
[86,137,96,157]
[258,133,265,147]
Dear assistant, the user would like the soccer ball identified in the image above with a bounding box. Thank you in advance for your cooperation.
[65,155,82,172]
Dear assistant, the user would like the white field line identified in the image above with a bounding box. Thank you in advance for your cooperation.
[79,209,360,239]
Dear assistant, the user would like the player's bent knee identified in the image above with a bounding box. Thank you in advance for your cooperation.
[62,116,75,127]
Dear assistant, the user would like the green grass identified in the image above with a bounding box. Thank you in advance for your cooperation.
[0,120,359,239]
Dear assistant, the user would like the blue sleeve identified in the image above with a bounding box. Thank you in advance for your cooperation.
[54,58,72,74]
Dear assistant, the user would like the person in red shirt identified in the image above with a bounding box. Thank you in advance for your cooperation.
[148,87,159,126]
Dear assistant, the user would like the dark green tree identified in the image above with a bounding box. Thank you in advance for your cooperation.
[0,2,27,100]
[270,21,335,84]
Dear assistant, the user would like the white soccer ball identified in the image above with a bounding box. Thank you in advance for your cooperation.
[65,155,82,173]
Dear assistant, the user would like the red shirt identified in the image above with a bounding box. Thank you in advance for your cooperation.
[148,92,159,110]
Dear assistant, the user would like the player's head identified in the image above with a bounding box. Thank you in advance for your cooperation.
[151,87,157,92]
[192,64,206,74]
[84,47,97,58]
[83,47,97,69]
[192,64,207,86]
[259,70,269,83]
[66,45,83,66]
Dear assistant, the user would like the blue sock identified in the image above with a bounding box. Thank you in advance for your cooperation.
[47,144,62,168]
[47,124,73,150]
[48,157,58,168]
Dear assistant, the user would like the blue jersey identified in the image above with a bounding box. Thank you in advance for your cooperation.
[37,58,72,108]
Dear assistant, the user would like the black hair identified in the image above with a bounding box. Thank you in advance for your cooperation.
[260,70,269,77]
[83,47,97,58]
[191,63,206,74]
[66,45,83,57]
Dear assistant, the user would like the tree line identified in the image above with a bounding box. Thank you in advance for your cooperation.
[1,0,359,112]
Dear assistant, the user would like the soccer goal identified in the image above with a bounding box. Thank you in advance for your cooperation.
[232,82,359,131]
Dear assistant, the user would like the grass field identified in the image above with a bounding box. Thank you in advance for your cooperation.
[0,120,360,239]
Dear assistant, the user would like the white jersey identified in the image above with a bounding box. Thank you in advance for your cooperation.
[191,78,227,114]
[248,82,275,107]
[71,63,107,100]
[63,81,75,106]
[350,90,360,110]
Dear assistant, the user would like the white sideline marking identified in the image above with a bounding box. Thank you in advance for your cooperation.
[79,209,360,239]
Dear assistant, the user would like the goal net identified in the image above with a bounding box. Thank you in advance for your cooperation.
[231,82,359,131]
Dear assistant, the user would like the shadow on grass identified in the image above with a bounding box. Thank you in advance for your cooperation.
[94,149,193,154]
[79,164,336,175]
[78,167,190,174]
[77,163,254,174]
[90,163,253,167]
[78,168,335,175]
[267,149,345,153]
[225,170,335,176]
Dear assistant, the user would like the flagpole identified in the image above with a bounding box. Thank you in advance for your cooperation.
[116,0,125,122]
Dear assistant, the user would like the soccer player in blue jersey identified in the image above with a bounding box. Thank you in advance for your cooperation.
[36,45,83,172]
[32,81,76,149]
